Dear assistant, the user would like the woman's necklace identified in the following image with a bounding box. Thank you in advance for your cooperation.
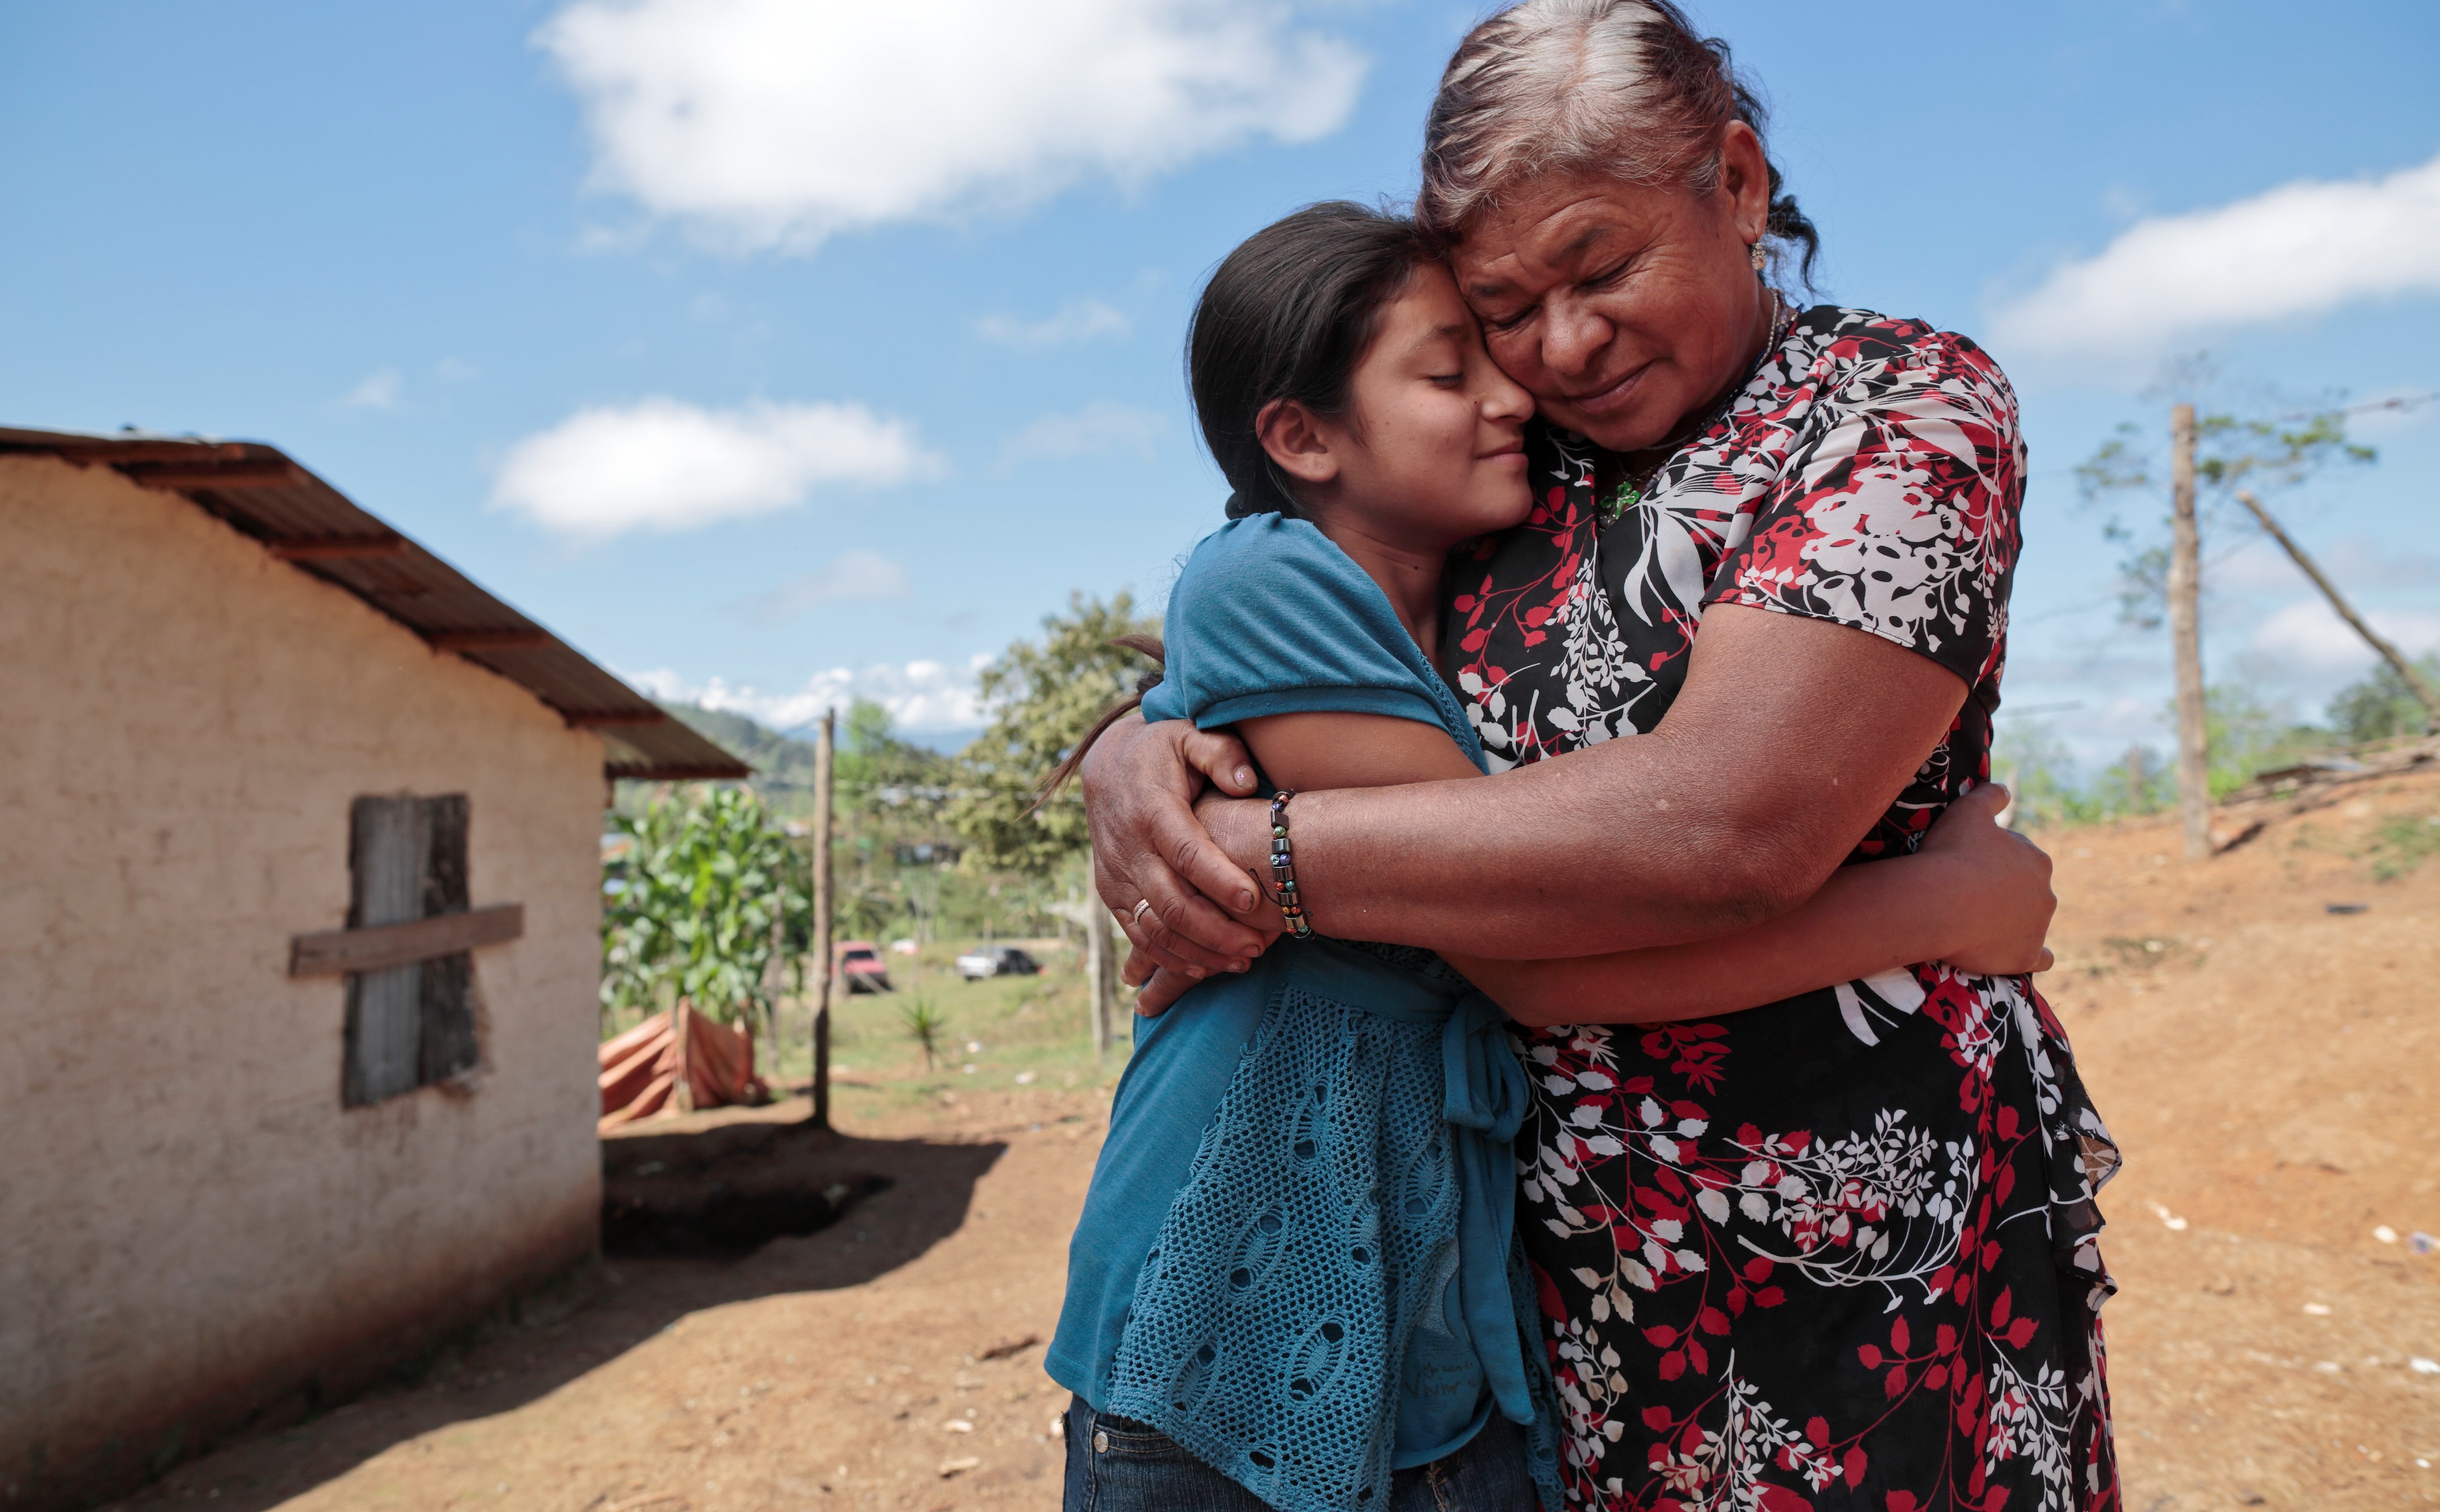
[1598,284,1791,525]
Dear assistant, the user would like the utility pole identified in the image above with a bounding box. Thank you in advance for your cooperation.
[2235,488,2440,732]
[809,708,836,1129]
[2167,404,2211,860]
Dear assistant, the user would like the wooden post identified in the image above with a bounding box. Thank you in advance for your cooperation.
[2235,487,2440,731]
[1084,846,1113,1060]
[672,998,695,1115]
[810,709,836,1128]
[2167,404,2211,861]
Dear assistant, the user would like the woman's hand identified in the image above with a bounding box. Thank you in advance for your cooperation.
[1915,784,2057,975]
[1080,712,1273,982]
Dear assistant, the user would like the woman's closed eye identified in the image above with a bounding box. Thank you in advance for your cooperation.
[1582,255,1636,290]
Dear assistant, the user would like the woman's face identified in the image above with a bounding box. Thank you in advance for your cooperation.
[1268,262,1536,553]
[1450,123,1774,453]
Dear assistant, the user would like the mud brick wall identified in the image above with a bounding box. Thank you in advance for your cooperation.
[0,456,605,1509]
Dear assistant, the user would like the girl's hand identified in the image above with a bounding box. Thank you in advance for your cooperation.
[1915,784,2057,975]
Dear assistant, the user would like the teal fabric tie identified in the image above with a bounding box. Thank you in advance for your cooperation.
[1440,991,1537,1429]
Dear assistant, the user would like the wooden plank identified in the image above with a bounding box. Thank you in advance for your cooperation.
[269,535,409,561]
[563,709,665,729]
[122,459,305,488]
[295,903,524,978]
[343,796,429,1104]
[425,628,552,651]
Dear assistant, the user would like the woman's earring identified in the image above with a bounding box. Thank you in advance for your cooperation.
[1749,243,1768,272]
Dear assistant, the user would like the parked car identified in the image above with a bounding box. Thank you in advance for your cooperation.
[833,940,893,994]
[955,944,1040,981]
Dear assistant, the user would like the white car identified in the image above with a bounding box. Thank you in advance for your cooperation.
[955,945,1040,981]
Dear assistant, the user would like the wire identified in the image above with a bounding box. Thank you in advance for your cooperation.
[2270,390,2435,423]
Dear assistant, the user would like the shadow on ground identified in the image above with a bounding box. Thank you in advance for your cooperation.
[108,1117,1006,1512]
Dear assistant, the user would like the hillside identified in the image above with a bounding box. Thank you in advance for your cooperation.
[2040,758,2440,1506]
[654,703,823,787]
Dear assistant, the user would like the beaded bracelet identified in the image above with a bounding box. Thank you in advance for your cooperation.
[1268,790,1315,941]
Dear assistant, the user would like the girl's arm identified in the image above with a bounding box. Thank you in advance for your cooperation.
[1090,606,1971,985]
[1225,708,2052,1027]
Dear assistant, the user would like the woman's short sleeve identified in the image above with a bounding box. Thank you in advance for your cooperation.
[1153,515,1464,741]
[1702,326,2024,690]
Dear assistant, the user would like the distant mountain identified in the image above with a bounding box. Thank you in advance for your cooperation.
[653,702,980,785]
[655,703,820,784]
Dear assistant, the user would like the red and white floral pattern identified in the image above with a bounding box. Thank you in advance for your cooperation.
[1445,309,2122,1511]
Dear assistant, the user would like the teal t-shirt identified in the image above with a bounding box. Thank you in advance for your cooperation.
[1047,514,1524,1478]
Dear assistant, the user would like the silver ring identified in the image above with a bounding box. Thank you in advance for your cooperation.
[1130,898,1154,925]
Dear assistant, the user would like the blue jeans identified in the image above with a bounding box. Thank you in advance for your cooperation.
[1061,1395,1535,1512]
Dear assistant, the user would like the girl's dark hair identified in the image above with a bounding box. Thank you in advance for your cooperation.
[1187,201,1437,520]
[1038,205,1434,808]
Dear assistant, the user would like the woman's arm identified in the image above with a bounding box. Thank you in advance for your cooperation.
[1089,605,1968,984]
[1446,784,2052,1026]
[1211,703,2049,1028]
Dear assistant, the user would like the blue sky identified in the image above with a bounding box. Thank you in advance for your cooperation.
[5,1,2436,768]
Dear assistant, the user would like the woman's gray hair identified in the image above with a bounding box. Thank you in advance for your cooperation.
[1417,0,1818,282]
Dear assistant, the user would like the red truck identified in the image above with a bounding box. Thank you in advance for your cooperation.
[833,940,893,994]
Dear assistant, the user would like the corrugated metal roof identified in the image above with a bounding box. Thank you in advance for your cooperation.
[1,424,750,782]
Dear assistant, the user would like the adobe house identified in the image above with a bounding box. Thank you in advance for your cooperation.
[0,426,748,1509]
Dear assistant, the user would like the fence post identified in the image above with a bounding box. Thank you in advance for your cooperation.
[1083,846,1113,1060]
[810,709,836,1128]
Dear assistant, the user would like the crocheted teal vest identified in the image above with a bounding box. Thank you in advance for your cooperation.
[1100,937,1561,1512]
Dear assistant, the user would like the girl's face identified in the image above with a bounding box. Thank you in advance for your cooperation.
[1262,262,1535,554]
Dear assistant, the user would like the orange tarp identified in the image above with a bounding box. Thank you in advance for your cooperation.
[598,1003,768,1132]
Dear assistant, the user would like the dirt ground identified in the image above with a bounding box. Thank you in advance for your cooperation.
[109,769,2440,1512]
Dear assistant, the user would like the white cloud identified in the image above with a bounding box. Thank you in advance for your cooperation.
[1001,401,1164,465]
[536,0,1366,254]
[733,550,914,626]
[491,397,941,538]
[1990,149,2440,360]
[2249,598,2440,676]
[629,654,990,734]
[976,298,1133,349]
[341,367,404,411]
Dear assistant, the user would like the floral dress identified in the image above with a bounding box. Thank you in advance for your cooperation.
[1442,307,2121,1512]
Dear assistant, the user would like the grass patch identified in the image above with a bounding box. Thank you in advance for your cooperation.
[761,939,1133,1118]
[2097,935,2179,972]
[2370,810,2440,882]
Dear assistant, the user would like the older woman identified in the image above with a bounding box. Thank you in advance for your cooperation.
[1083,2,2120,1509]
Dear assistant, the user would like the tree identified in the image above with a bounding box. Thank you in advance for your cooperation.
[2080,400,2379,621]
[2330,654,2440,746]
[950,590,1163,876]
[2199,683,2329,799]
[601,786,810,1035]
[2078,386,2376,854]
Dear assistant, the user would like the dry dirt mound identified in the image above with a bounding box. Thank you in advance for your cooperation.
[2043,766,2440,1510]
[107,771,2440,1512]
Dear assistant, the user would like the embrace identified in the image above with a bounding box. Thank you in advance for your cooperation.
[1044,4,2121,1510]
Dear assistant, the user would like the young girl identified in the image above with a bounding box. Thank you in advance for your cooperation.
[1048,203,2055,1512]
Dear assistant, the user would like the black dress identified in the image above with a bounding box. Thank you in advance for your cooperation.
[1442,308,2121,1512]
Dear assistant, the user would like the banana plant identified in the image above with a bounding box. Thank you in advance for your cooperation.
[601,786,811,1030]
